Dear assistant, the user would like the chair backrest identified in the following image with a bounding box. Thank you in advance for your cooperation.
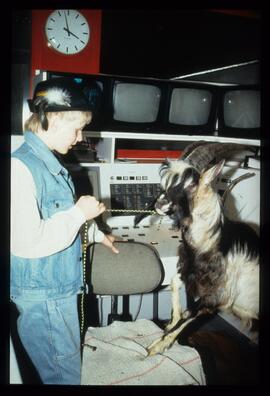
[87,241,164,296]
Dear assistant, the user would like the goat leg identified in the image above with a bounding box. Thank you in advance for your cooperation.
[146,305,214,357]
[165,274,184,332]
[146,316,195,356]
[146,295,215,357]
[146,274,192,357]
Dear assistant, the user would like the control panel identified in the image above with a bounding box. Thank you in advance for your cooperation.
[110,183,162,215]
[85,163,162,218]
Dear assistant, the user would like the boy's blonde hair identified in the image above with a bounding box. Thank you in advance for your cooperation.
[24,111,92,133]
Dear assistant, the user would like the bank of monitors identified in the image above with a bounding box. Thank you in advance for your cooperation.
[45,71,260,138]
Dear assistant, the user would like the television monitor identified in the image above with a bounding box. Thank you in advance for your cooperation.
[105,77,166,132]
[165,82,218,134]
[218,85,260,139]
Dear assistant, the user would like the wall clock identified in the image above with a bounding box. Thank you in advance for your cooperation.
[45,10,90,55]
[31,9,102,81]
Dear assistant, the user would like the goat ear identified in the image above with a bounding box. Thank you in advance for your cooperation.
[202,159,225,185]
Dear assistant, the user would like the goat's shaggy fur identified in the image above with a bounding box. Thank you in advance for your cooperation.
[145,159,259,357]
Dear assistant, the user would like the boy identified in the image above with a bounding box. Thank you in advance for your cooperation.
[10,77,118,384]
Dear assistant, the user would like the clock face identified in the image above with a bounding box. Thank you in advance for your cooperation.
[45,10,90,55]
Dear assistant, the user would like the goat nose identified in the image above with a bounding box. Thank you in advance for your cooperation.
[155,199,171,215]
[155,206,167,215]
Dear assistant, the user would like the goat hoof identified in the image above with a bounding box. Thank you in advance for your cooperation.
[146,338,167,357]
[146,347,158,357]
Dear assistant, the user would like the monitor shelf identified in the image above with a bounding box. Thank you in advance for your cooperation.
[83,130,260,164]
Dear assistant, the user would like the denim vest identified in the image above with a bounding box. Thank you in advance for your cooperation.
[11,132,83,300]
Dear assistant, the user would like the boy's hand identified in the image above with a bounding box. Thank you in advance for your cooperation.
[101,234,119,254]
[76,196,105,220]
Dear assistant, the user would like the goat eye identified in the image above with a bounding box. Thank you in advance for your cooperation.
[187,182,195,189]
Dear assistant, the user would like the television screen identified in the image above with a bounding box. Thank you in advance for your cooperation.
[223,89,260,129]
[165,82,217,134]
[218,86,260,139]
[169,88,212,125]
[113,82,161,123]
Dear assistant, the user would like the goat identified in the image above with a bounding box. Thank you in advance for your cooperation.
[134,142,259,356]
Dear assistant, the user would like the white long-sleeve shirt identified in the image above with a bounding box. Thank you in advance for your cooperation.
[11,158,105,258]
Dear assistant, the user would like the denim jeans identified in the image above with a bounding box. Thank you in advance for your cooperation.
[11,294,81,384]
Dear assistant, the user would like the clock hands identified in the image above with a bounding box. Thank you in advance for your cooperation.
[63,27,80,40]
[64,11,70,36]
[63,12,80,40]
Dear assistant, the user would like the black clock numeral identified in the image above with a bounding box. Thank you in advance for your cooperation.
[83,32,88,35]
[58,11,61,17]
[66,47,69,53]
[81,22,86,26]
[47,28,53,31]
[80,40,85,45]
[50,17,55,22]
[49,36,55,41]
[75,45,78,51]
[57,44,60,49]
[75,14,79,19]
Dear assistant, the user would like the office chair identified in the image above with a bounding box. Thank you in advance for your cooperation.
[87,240,165,325]
[81,241,206,385]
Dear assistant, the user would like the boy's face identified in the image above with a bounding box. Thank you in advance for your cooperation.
[46,113,90,154]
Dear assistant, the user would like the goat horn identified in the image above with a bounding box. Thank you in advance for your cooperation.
[184,142,255,172]
[181,140,210,160]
